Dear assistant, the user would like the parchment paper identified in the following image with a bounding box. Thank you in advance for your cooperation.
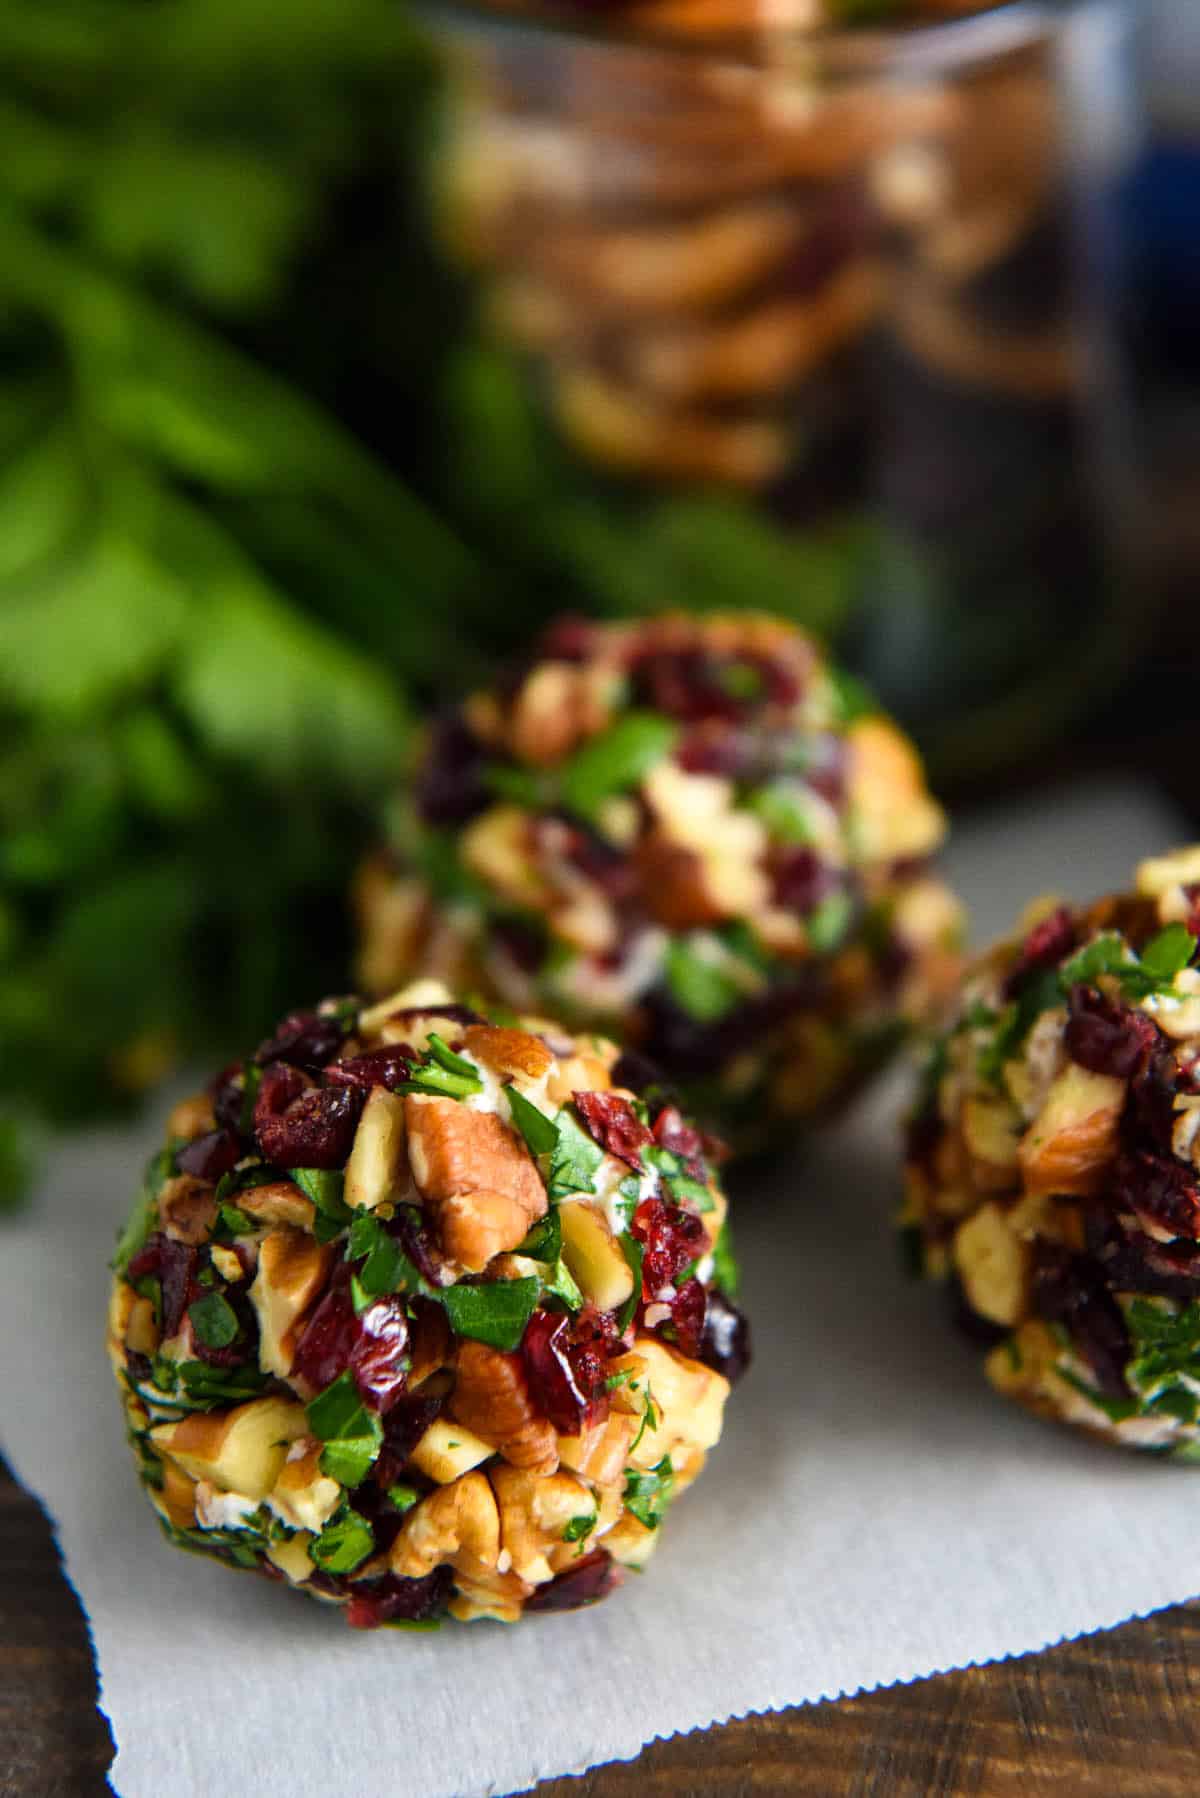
[2,779,1195,1798]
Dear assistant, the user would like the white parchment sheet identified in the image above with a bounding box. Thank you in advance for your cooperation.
[2,779,1195,1798]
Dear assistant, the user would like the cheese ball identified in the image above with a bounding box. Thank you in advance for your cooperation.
[355,612,962,1151]
[904,847,1200,1457]
[108,982,748,1626]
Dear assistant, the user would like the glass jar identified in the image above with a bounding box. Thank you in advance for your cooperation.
[428,0,1137,782]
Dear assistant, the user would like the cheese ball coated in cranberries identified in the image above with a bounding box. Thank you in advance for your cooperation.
[108,982,748,1626]
[904,847,1200,1458]
[354,611,963,1152]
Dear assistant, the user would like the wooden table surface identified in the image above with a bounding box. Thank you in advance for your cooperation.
[8,726,1200,1798]
[6,1439,1200,1797]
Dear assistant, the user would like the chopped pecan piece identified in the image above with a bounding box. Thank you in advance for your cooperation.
[405,1095,547,1268]
[449,1339,558,1474]
[462,1024,554,1082]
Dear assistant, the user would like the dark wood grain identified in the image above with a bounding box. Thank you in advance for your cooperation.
[5,1453,1200,1798]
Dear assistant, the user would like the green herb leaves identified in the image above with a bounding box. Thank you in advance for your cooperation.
[980,923,1200,1089]
[307,1372,383,1488]
[310,1504,374,1575]
[187,1292,239,1349]
[292,1168,353,1239]
[441,1277,540,1353]
[507,1085,559,1159]
[663,939,740,1024]
[559,713,678,820]
[399,1034,483,1100]
[623,1456,675,1531]
[546,1106,604,1203]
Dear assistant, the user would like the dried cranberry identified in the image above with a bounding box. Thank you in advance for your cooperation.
[210,1062,252,1138]
[1128,1045,1183,1155]
[559,823,640,904]
[344,1567,453,1629]
[415,713,491,826]
[143,1234,202,1340]
[700,1291,752,1384]
[652,1105,706,1176]
[522,1310,610,1436]
[254,1009,346,1071]
[374,1395,444,1490]
[771,847,833,916]
[391,1210,442,1290]
[175,1128,241,1183]
[1065,986,1158,1080]
[640,972,823,1077]
[1117,1149,1200,1242]
[538,614,597,663]
[802,733,849,808]
[664,1277,707,1358]
[524,1550,620,1614]
[1088,1210,1200,1301]
[1004,905,1076,998]
[1032,1243,1130,1397]
[675,725,760,779]
[349,1298,410,1413]
[489,914,547,975]
[254,1063,363,1169]
[632,1197,707,1298]
[609,1048,672,1103]
[290,1275,360,1394]
[573,1091,652,1170]
[325,1047,414,1092]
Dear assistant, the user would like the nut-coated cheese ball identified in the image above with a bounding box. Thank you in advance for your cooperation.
[109,982,748,1626]
[904,848,1200,1457]
[355,612,962,1151]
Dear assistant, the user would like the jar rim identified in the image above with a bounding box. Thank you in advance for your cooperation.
[426,0,1062,76]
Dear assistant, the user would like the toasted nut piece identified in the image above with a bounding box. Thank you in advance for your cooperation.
[462,805,547,909]
[961,1094,1023,1190]
[357,979,456,1038]
[389,1471,501,1581]
[618,1338,730,1465]
[157,1175,217,1246]
[343,1086,407,1213]
[1137,847,1200,903]
[125,1295,159,1357]
[490,1464,597,1586]
[847,717,946,864]
[953,1201,1030,1327]
[509,661,611,766]
[545,1054,613,1106]
[150,1459,198,1532]
[409,1301,453,1389]
[249,1227,333,1378]
[268,1442,342,1534]
[151,1398,308,1500]
[450,1340,559,1474]
[406,1096,547,1267]
[266,1532,315,1585]
[1019,1064,1125,1198]
[634,835,729,929]
[235,1181,316,1231]
[605,1512,659,1570]
[558,1412,637,1489]
[167,1092,216,1141]
[634,260,881,404]
[437,1189,542,1274]
[447,1565,533,1624]
[463,1023,553,1082]
[406,1095,544,1210]
[410,1417,495,1484]
[353,866,431,1000]
[559,1201,635,1310]
[210,1244,244,1283]
[1141,971,1200,1041]
[550,365,788,490]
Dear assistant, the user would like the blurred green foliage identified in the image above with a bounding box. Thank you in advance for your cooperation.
[0,0,861,1204]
